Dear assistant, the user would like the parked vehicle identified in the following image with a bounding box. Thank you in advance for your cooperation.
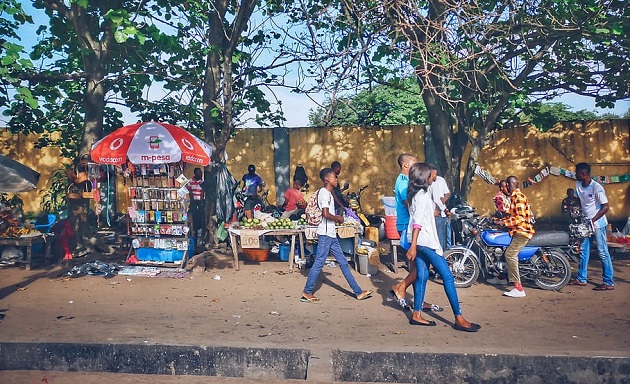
[260,189,282,218]
[567,209,594,263]
[445,204,573,290]
[346,185,370,226]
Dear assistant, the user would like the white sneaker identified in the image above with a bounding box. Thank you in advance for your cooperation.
[503,288,526,298]
[487,277,508,285]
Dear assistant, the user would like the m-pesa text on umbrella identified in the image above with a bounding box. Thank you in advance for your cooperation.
[140,154,172,163]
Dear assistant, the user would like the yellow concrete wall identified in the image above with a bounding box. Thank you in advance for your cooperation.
[0,130,69,213]
[468,120,629,223]
[225,125,425,213]
[2,120,628,224]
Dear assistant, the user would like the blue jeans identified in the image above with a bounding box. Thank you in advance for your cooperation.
[576,226,614,286]
[446,217,452,248]
[413,246,462,316]
[303,235,363,296]
[435,216,448,250]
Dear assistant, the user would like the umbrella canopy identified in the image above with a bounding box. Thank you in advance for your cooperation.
[90,122,213,166]
[0,154,40,193]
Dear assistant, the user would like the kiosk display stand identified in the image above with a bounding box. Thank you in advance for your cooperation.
[127,163,189,268]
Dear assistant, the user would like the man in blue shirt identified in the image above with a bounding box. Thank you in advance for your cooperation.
[391,154,441,312]
[242,164,265,219]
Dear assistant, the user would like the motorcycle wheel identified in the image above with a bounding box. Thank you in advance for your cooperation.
[443,250,479,288]
[531,250,571,290]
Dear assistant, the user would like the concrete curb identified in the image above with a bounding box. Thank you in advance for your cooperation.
[0,342,309,380]
[333,350,630,383]
[2,342,630,383]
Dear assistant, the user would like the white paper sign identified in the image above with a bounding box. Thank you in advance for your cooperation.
[176,186,189,198]
[240,230,261,248]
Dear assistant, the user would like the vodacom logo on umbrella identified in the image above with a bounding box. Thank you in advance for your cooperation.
[109,138,125,151]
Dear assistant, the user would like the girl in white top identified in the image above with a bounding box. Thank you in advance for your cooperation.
[406,163,481,332]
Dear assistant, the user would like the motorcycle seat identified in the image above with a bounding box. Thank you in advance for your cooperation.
[527,231,570,247]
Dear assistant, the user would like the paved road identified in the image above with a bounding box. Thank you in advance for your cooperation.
[0,246,628,382]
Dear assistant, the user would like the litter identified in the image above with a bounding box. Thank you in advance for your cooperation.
[67,260,120,277]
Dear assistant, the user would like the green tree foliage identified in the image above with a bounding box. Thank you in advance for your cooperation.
[520,102,598,131]
[2,0,179,158]
[300,0,629,198]
[0,1,36,109]
[308,78,428,127]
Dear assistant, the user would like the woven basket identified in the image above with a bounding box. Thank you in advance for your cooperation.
[82,191,93,199]
[74,172,89,184]
[67,187,82,200]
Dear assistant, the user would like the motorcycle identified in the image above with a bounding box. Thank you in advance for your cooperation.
[260,189,282,218]
[444,204,574,290]
[345,185,370,227]
[567,207,594,263]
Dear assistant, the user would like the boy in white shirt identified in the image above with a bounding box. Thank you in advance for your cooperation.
[300,168,373,303]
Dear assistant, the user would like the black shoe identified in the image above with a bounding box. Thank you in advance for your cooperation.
[453,323,481,332]
[409,319,436,326]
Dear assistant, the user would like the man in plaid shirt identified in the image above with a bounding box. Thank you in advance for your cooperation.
[495,175,535,298]
[493,180,510,218]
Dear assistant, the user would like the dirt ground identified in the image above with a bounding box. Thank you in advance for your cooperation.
[0,243,629,383]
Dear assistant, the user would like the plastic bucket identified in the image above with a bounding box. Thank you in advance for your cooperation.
[384,216,400,240]
[382,197,397,216]
[279,243,290,261]
[357,253,378,275]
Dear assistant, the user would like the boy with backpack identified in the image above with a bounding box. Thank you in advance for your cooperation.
[300,168,374,303]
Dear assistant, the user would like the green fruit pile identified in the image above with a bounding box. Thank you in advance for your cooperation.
[267,218,295,230]
[239,217,261,228]
[297,214,308,226]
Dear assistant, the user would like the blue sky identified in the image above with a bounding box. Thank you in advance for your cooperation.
[9,3,630,128]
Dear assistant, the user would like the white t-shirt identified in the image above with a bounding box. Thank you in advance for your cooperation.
[575,179,608,228]
[408,189,443,255]
[431,176,449,217]
[316,188,337,237]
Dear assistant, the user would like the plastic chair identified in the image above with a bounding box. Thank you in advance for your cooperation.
[34,213,56,234]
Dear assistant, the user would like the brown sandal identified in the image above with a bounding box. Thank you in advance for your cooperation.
[592,284,614,291]
[568,279,586,286]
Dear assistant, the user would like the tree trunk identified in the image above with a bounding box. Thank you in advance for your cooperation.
[80,68,106,156]
[422,90,453,188]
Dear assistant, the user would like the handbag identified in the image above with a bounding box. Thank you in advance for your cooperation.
[400,227,411,250]
[74,172,89,184]
[66,185,82,200]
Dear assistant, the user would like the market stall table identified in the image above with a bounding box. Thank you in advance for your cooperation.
[301,225,361,270]
[0,233,52,270]
[228,227,305,271]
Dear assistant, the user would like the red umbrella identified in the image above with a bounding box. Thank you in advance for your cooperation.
[90,122,212,166]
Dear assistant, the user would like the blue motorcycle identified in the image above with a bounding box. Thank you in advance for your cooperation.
[445,205,572,290]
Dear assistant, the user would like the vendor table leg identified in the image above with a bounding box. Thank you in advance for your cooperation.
[298,234,305,268]
[25,245,32,271]
[230,233,240,271]
[289,235,296,271]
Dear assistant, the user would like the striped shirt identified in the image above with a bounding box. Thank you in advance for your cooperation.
[503,188,535,239]
[188,178,204,201]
